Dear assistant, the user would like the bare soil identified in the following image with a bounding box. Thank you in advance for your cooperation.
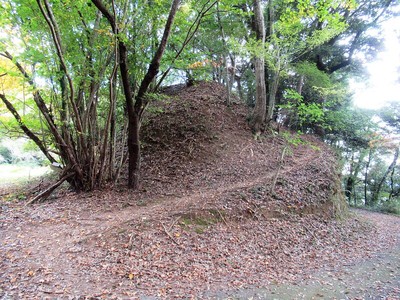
[1,191,399,299]
[1,82,399,299]
[204,210,400,300]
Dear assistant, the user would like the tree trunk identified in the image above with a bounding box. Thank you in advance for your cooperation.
[267,67,280,122]
[128,114,141,189]
[235,74,243,100]
[216,3,235,106]
[129,0,180,189]
[364,148,373,206]
[345,176,354,203]
[265,0,277,124]
[389,166,396,200]
[346,150,366,205]
[155,0,218,90]
[372,147,399,205]
[250,0,266,135]
[93,0,180,189]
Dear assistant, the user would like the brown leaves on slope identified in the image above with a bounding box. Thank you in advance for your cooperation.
[2,81,397,299]
[88,210,388,299]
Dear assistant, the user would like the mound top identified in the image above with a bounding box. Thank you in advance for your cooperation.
[142,81,249,162]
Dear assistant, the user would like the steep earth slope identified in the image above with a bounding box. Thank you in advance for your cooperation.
[139,81,344,216]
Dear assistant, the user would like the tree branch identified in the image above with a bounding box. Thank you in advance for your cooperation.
[2,51,84,180]
[26,172,74,205]
[36,0,84,135]
[155,0,218,89]
[136,0,181,110]
[0,93,57,163]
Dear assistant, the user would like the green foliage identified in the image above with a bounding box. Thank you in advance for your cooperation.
[324,108,377,148]
[0,144,12,163]
[280,88,325,128]
[281,131,305,147]
[379,102,400,134]
[295,62,331,89]
[377,199,400,215]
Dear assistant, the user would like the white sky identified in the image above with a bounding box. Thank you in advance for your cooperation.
[351,16,400,109]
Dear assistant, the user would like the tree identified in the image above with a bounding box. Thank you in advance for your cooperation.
[371,145,399,205]
[250,0,266,135]
[91,0,180,189]
[0,0,182,196]
[263,0,351,122]
[311,0,398,74]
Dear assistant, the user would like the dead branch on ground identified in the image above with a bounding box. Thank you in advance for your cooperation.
[26,172,74,205]
[160,221,179,245]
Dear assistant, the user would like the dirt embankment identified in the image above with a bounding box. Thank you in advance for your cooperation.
[1,82,398,299]
[140,81,343,216]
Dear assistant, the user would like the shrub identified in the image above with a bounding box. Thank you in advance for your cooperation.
[0,145,12,164]
[379,199,400,215]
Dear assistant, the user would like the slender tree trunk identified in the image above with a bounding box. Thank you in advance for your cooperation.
[216,3,234,106]
[372,147,399,204]
[236,74,243,100]
[345,153,355,203]
[128,114,141,189]
[364,148,373,206]
[250,0,266,135]
[265,0,276,123]
[389,167,396,200]
[267,66,280,122]
[155,0,218,90]
[345,176,354,203]
[296,75,304,95]
[346,150,366,204]
[130,0,180,189]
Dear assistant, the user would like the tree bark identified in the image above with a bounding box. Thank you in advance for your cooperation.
[364,148,373,206]
[250,0,266,135]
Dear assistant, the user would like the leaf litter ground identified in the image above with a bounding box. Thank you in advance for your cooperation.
[0,82,399,299]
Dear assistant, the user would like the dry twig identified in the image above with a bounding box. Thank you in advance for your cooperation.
[160,222,179,245]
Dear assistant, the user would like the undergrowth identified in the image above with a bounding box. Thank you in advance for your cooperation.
[378,200,400,215]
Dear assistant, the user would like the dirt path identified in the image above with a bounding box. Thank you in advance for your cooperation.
[0,142,398,299]
[1,195,399,300]
[0,163,311,299]
[204,210,400,300]
[206,244,400,299]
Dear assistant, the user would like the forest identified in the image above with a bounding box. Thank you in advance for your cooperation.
[1,0,399,213]
[1,1,400,298]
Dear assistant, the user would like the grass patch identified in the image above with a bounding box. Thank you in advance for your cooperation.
[178,209,223,234]
[0,164,50,188]
[0,164,57,203]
